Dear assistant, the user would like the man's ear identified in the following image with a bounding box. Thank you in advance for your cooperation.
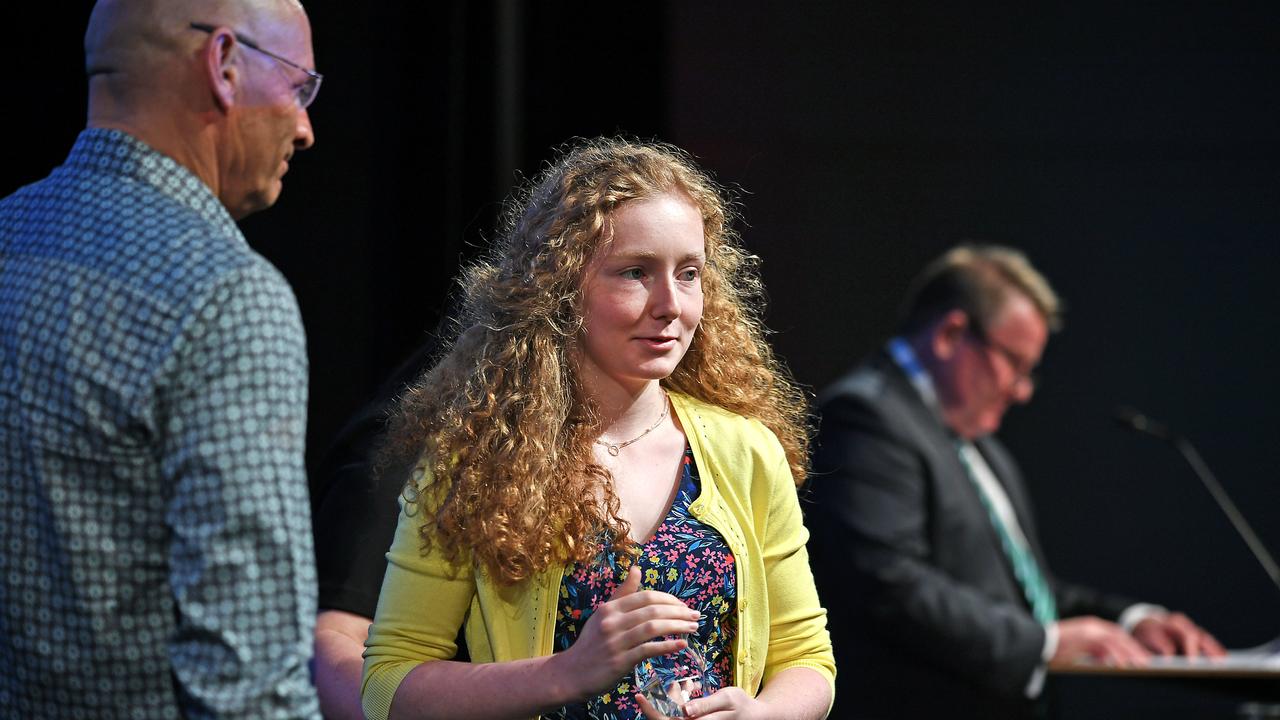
[930,309,970,361]
[201,27,240,112]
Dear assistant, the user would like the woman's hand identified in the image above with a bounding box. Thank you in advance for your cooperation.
[555,565,702,699]
[636,685,768,719]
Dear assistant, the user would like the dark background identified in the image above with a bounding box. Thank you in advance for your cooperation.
[4,2,1277,716]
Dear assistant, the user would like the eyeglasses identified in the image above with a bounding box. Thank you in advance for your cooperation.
[971,330,1039,394]
[190,22,323,109]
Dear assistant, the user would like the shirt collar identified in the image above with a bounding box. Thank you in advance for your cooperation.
[887,336,942,414]
[63,128,242,243]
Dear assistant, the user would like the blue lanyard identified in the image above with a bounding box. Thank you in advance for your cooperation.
[887,337,940,412]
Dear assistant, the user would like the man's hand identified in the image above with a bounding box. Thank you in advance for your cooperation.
[1051,616,1151,668]
[1131,612,1226,658]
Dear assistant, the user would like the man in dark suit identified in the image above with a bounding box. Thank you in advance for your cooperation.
[806,245,1223,719]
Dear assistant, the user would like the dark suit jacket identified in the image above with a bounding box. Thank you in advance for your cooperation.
[806,351,1133,720]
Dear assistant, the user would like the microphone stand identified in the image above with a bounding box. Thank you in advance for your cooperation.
[1114,407,1280,599]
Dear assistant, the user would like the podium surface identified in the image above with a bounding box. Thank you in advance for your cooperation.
[1048,640,1280,718]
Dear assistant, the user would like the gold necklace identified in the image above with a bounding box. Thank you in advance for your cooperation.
[595,390,669,457]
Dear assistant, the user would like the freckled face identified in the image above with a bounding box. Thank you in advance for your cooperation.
[578,193,706,397]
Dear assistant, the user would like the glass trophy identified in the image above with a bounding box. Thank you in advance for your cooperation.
[633,639,714,718]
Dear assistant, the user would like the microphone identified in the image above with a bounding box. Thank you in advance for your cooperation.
[1113,406,1280,598]
[1113,406,1172,440]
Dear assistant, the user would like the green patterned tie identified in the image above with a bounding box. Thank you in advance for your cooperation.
[956,442,1058,624]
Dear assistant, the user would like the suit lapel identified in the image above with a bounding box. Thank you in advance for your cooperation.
[875,355,1004,546]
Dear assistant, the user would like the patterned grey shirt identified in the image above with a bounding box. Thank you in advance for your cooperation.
[0,129,320,718]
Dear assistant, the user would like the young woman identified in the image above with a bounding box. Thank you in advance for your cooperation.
[362,138,834,720]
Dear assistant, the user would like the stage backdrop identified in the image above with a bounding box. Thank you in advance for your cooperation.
[2,2,1276,716]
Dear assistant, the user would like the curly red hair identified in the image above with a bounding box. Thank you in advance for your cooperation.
[378,138,809,585]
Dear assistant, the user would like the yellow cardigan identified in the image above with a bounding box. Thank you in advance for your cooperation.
[361,392,835,720]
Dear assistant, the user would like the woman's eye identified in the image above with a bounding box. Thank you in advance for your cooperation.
[679,269,700,281]
[620,268,644,280]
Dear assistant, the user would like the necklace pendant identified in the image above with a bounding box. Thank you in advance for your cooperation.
[594,389,668,458]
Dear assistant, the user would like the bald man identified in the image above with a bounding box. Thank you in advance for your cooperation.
[0,1,322,717]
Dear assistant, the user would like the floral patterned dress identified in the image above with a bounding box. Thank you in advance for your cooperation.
[543,446,738,720]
